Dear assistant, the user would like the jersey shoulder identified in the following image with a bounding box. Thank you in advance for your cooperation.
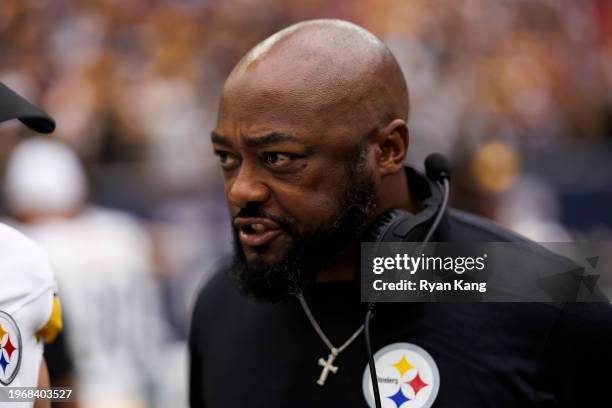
[447,209,534,242]
[0,223,61,341]
[447,209,573,266]
[445,210,595,303]
[0,223,56,313]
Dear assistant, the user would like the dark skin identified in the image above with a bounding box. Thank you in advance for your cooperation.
[212,19,419,282]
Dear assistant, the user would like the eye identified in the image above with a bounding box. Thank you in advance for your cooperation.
[262,152,294,167]
[215,150,240,170]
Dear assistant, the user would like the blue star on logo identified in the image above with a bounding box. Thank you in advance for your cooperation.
[0,351,8,375]
[387,387,410,408]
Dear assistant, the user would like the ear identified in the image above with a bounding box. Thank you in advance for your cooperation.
[375,119,408,177]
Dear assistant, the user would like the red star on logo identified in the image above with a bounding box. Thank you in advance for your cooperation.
[405,371,429,397]
[3,335,16,361]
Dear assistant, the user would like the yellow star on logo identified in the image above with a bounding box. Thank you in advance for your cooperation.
[392,354,414,377]
[0,324,6,342]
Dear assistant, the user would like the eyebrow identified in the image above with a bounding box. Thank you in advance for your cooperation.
[211,131,233,148]
[211,131,299,148]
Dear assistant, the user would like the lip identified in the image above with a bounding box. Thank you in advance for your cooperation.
[233,217,280,230]
[239,228,284,247]
[234,217,284,248]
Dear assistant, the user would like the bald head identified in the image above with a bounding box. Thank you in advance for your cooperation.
[220,19,409,139]
[213,20,416,288]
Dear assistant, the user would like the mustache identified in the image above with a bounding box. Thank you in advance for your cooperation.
[234,205,295,233]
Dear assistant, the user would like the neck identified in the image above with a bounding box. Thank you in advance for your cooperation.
[380,170,421,215]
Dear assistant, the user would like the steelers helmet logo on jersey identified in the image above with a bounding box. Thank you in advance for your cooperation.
[0,311,22,385]
[363,342,440,408]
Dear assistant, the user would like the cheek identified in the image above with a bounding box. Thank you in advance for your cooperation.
[277,186,344,234]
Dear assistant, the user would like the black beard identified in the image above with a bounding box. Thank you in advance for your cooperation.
[231,146,377,302]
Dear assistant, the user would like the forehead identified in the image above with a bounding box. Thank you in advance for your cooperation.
[216,59,368,146]
[219,80,340,143]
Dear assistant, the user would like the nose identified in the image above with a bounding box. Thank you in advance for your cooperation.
[227,165,270,209]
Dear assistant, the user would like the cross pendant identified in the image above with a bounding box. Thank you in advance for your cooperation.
[317,352,339,386]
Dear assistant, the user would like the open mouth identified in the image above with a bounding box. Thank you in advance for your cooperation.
[235,218,284,248]
[240,223,268,235]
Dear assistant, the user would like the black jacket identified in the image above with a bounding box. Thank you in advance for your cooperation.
[189,168,612,408]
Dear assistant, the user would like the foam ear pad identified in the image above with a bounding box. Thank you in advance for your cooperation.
[364,209,413,242]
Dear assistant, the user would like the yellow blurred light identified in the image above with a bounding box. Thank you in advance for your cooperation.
[471,140,520,193]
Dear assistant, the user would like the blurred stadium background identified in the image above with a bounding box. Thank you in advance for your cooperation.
[1,0,611,407]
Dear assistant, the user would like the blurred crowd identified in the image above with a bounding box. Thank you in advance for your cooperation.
[1,0,611,407]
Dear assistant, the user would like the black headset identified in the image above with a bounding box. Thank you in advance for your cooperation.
[363,153,451,408]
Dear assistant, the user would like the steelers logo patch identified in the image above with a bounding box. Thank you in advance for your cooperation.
[0,311,22,385]
[363,342,440,408]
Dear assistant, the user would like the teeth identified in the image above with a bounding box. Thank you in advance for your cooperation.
[251,223,266,232]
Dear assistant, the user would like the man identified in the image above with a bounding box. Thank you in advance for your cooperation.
[0,82,63,408]
[189,20,612,407]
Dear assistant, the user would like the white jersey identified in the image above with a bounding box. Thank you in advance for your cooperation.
[0,223,62,408]
[18,207,180,408]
